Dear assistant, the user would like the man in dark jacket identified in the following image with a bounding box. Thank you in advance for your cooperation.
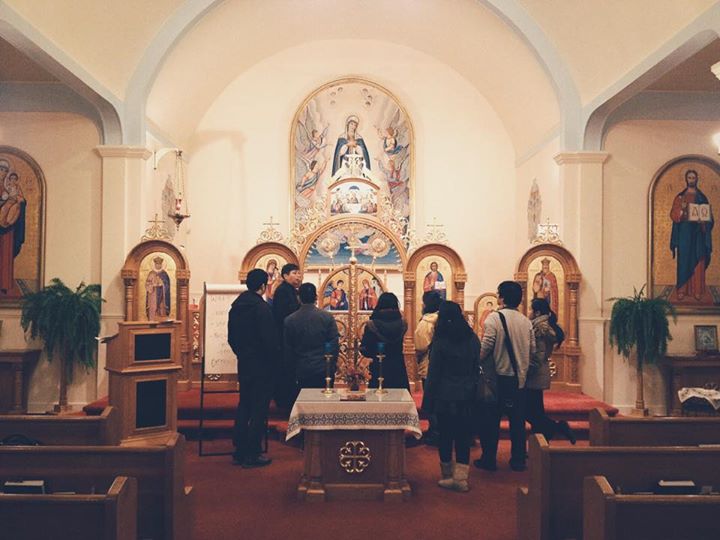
[284,283,339,390]
[272,263,301,408]
[228,268,279,468]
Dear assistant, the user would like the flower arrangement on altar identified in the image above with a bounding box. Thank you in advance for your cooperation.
[337,355,371,390]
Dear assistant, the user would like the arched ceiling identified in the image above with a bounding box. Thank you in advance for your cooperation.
[3,0,719,153]
[147,0,560,157]
[518,0,718,104]
[2,0,183,98]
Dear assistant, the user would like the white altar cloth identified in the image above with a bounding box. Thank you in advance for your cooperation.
[286,388,422,440]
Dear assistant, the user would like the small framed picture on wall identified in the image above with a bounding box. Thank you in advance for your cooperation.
[694,325,718,353]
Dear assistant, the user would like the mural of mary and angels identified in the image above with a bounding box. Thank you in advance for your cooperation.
[292,78,412,228]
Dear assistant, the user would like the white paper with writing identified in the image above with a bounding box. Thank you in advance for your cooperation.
[202,283,246,375]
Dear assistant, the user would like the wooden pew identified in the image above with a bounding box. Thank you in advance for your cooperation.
[0,406,120,446]
[517,434,720,540]
[0,476,137,540]
[589,408,720,447]
[583,475,720,540]
[0,433,191,540]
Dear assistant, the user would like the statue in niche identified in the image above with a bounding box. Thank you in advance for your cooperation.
[670,169,714,302]
[0,160,27,294]
[332,115,371,176]
[145,256,171,320]
[532,258,559,314]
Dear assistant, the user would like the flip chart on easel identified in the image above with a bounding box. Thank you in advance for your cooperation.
[202,283,246,375]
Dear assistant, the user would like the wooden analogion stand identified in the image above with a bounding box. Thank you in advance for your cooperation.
[105,320,182,445]
[287,388,421,502]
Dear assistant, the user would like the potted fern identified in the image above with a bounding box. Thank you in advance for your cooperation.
[608,285,676,416]
[20,279,103,413]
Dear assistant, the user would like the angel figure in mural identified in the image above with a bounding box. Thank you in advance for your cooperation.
[423,261,447,300]
[532,258,559,314]
[375,123,407,158]
[146,256,171,320]
[359,278,378,310]
[375,153,409,196]
[296,107,329,164]
[296,158,328,199]
[670,169,714,302]
[332,115,371,176]
[0,161,27,294]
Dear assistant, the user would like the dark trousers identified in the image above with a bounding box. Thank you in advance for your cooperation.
[478,375,526,466]
[234,376,272,458]
[524,388,557,440]
[438,409,474,465]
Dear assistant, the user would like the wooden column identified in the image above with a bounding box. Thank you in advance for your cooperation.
[121,269,138,320]
[176,269,191,390]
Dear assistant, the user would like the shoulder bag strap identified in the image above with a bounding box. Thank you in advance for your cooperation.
[497,311,520,376]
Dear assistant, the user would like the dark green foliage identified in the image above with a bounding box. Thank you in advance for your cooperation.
[20,279,103,381]
[608,285,676,367]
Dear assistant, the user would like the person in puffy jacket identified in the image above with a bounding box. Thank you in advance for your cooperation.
[416,290,441,445]
[424,301,479,492]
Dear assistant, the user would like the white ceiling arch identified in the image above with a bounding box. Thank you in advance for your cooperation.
[140,0,571,158]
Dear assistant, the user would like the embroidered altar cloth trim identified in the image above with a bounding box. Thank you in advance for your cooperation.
[286,388,422,440]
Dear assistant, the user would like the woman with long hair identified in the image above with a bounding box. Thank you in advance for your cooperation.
[423,301,479,492]
[525,298,576,443]
[360,292,409,390]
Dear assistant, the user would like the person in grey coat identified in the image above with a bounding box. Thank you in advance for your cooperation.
[525,298,575,444]
[284,283,340,390]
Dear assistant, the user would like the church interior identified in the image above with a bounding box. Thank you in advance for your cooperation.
[2,1,720,539]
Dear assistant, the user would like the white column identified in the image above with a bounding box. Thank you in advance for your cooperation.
[94,145,152,395]
[554,152,609,399]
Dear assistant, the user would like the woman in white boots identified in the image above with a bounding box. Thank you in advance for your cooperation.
[423,301,480,492]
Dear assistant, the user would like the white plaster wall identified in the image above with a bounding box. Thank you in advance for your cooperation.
[0,112,102,411]
[604,119,720,413]
[184,40,517,303]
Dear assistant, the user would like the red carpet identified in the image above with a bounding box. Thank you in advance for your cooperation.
[184,438,580,540]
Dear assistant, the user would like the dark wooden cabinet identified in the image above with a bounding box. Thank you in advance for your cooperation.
[0,350,40,414]
[659,355,720,416]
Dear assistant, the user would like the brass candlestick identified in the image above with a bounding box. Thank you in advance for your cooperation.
[322,353,334,396]
[375,353,387,394]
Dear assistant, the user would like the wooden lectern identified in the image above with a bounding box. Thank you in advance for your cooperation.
[105,321,182,445]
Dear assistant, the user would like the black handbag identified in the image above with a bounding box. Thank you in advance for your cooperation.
[476,333,497,404]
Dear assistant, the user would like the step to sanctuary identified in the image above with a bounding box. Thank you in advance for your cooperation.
[83,388,618,442]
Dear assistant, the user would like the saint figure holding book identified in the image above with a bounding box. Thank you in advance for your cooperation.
[670,169,714,301]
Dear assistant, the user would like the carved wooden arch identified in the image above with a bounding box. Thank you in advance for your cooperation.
[298,215,408,269]
[515,243,582,391]
[239,242,300,282]
[403,244,467,383]
[121,240,192,388]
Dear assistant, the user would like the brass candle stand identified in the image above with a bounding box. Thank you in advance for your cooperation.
[322,353,335,396]
[375,352,387,395]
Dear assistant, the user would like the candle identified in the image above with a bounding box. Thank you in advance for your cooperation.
[377,342,385,354]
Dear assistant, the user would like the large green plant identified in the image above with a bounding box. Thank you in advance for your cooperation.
[608,285,676,414]
[20,279,103,412]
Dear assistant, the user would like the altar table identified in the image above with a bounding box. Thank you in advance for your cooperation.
[287,388,421,502]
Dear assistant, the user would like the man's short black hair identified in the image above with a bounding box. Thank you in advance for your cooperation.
[299,283,317,304]
[497,280,522,308]
[246,268,268,293]
[281,263,299,277]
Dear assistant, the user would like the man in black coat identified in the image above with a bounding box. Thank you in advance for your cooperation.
[228,268,279,468]
[284,283,339,390]
[271,263,302,408]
